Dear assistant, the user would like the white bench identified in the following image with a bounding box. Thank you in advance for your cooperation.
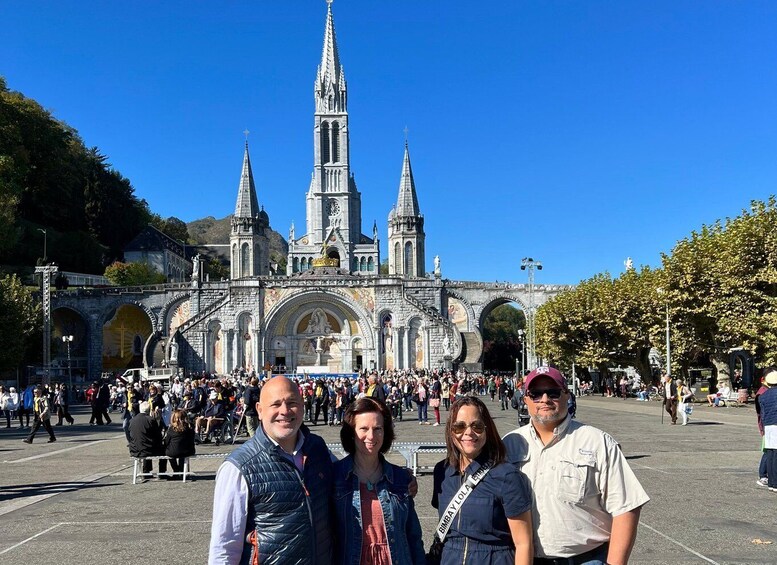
[132,453,229,484]
[718,390,745,407]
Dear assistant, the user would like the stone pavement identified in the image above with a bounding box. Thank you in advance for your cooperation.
[0,397,774,565]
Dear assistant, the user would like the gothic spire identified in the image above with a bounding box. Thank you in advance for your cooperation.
[315,0,347,113]
[395,142,421,217]
[234,141,260,219]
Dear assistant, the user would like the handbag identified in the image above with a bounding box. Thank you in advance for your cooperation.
[429,398,441,408]
[425,460,494,565]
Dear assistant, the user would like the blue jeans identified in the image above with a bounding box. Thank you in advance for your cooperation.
[417,402,427,422]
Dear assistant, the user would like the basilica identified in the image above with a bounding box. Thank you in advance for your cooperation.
[51,3,565,379]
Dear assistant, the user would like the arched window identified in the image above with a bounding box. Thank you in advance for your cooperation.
[353,258,359,272]
[360,257,366,271]
[241,242,250,276]
[321,122,330,163]
[331,121,340,163]
[301,257,307,271]
[368,256,374,271]
[394,242,401,274]
[404,242,413,276]
[293,257,299,273]
[231,244,238,275]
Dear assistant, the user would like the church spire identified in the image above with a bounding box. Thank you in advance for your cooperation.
[395,142,421,217]
[315,0,347,113]
[234,141,260,219]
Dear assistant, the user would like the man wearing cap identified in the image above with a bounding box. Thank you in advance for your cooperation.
[503,366,649,565]
[758,368,777,492]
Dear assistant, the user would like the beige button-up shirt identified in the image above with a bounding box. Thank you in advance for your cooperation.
[503,417,649,558]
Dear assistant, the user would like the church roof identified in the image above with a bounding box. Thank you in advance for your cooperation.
[234,141,260,219]
[395,143,421,217]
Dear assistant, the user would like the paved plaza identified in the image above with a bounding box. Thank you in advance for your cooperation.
[0,396,774,565]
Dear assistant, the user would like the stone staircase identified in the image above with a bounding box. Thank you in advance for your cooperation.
[460,331,483,365]
[176,290,231,335]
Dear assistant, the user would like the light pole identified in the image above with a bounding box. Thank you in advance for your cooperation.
[657,288,671,377]
[62,335,74,390]
[35,264,58,383]
[520,257,542,370]
[37,228,47,262]
[517,329,526,375]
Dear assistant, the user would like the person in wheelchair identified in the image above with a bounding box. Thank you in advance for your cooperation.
[195,391,226,443]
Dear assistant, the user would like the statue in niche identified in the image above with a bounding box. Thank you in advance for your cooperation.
[305,308,332,335]
[442,333,451,356]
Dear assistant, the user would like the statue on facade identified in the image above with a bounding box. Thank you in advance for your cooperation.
[169,339,178,364]
[305,308,332,334]
[192,254,201,279]
[442,333,451,356]
[434,255,441,277]
[624,257,634,271]
[289,222,295,241]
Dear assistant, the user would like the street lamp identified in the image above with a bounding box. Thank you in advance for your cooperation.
[657,288,671,377]
[62,335,74,391]
[520,257,542,370]
[37,228,47,262]
[517,329,526,375]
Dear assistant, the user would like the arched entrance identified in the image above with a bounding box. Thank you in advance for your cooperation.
[52,307,89,383]
[479,299,526,372]
[264,291,375,373]
[102,304,154,370]
[326,248,341,267]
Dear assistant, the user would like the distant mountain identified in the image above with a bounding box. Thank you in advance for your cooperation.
[186,216,288,266]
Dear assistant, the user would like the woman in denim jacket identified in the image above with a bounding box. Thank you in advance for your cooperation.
[334,397,426,564]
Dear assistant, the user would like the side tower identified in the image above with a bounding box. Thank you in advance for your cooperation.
[230,141,270,278]
[288,1,379,275]
[388,142,425,277]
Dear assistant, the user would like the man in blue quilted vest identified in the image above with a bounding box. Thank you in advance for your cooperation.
[208,376,334,564]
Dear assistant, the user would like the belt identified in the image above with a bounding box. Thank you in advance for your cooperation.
[534,542,609,565]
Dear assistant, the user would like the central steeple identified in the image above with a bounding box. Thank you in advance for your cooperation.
[288,1,379,276]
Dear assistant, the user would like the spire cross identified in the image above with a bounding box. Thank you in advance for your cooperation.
[326,0,333,6]
[403,125,409,145]
[243,129,250,141]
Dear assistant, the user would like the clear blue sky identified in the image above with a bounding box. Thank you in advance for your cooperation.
[3,1,776,285]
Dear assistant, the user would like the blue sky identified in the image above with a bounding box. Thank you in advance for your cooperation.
[3,1,776,285]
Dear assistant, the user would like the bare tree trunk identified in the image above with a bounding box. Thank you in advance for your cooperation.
[710,354,730,390]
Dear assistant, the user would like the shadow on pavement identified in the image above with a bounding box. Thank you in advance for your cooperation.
[0,481,116,501]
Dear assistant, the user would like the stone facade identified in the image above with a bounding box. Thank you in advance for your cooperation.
[49,3,571,378]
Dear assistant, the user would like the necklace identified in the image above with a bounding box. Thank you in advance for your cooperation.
[355,460,382,491]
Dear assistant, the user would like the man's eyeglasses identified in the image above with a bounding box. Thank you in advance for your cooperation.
[451,421,486,435]
[526,388,564,401]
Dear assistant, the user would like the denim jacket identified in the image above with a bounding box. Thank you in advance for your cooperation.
[333,455,426,565]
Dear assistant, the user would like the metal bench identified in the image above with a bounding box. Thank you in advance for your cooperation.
[326,442,447,475]
[131,452,229,484]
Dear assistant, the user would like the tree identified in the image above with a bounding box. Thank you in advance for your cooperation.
[149,215,189,243]
[206,257,230,280]
[104,261,166,286]
[379,258,389,275]
[0,274,40,371]
[482,304,525,370]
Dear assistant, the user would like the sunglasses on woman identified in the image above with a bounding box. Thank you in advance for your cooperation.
[451,421,486,435]
[525,388,564,401]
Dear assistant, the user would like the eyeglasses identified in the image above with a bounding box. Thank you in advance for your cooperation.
[451,421,486,435]
[526,388,564,401]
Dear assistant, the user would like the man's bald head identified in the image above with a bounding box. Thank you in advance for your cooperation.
[257,376,304,452]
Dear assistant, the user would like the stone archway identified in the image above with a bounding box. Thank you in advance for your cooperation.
[100,303,155,371]
[52,306,90,383]
[264,290,375,373]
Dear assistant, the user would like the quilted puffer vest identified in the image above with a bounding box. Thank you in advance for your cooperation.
[227,424,333,565]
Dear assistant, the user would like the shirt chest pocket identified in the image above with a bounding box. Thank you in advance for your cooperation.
[459,493,498,536]
[556,458,596,504]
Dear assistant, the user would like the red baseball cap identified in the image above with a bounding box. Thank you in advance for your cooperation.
[524,366,567,391]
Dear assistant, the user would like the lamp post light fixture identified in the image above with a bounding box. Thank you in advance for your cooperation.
[520,257,542,370]
[62,335,74,390]
[37,228,47,263]
[517,329,526,376]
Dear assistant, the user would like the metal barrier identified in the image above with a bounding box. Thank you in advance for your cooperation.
[327,441,446,475]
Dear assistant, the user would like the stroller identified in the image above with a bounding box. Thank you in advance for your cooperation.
[511,389,530,427]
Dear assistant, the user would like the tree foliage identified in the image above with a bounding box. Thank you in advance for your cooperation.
[537,197,777,381]
[483,304,525,370]
[0,274,40,371]
[104,261,167,286]
[0,78,153,272]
